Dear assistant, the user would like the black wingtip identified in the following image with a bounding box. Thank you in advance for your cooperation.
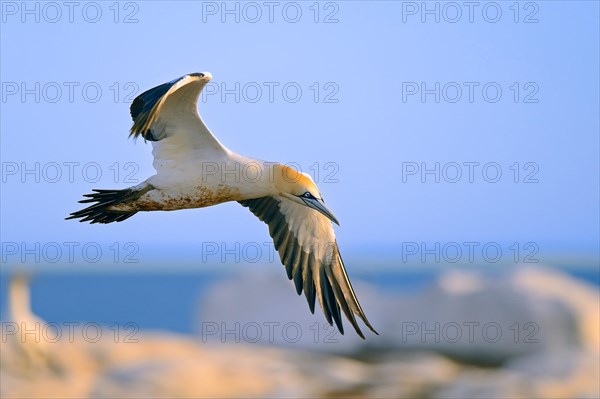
[358,309,379,335]
[353,313,378,338]
[348,319,376,340]
[356,329,366,340]
[130,81,174,121]
[367,325,380,336]
[293,267,303,295]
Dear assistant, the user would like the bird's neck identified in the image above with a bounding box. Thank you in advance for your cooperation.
[213,154,282,199]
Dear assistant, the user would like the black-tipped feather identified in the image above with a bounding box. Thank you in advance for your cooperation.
[129,81,175,140]
[282,238,297,271]
[130,82,173,121]
[66,187,147,224]
[303,261,316,314]
[327,268,363,338]
[320,267,344,334]
[292,256,304,295]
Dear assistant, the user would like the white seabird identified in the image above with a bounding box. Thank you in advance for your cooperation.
[67,73,377,338]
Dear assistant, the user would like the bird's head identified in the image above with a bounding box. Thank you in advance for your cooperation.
[273,164,340,225]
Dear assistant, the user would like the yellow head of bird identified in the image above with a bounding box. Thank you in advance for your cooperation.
[273,164,340,225]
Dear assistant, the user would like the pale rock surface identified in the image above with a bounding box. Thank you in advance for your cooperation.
[1,266,598,398]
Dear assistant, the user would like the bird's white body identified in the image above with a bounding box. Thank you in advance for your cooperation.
[118,152,275,211]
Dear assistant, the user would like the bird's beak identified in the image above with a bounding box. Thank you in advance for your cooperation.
[302,197,340,226]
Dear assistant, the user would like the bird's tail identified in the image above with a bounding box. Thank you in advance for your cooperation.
[66,188,144,224]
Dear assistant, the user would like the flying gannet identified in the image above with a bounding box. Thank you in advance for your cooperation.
[67,73,377,338]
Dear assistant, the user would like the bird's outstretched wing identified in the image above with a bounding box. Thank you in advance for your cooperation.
[239,196,378,339]
[130,73,227,168]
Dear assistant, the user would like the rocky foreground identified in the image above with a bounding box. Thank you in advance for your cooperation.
[1,266,598,398]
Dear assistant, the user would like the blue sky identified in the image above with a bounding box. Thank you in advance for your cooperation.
[1,1,598,269]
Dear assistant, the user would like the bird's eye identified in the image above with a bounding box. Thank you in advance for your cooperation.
[304,192,312,198]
